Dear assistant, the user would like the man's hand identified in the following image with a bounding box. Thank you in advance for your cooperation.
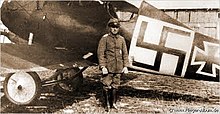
[122,67,128,74]
[101,67,108,75]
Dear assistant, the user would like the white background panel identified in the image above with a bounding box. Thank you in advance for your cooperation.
[159,53,179,75]
[143,22,163,45]
[133,47,157,66]
[165,32,192,51]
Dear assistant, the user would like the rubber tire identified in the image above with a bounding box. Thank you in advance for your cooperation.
[3,72,41,105]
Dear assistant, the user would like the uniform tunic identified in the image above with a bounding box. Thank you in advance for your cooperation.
[97,33,129,89]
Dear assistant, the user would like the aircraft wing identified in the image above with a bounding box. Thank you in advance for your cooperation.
[0,43,95,74]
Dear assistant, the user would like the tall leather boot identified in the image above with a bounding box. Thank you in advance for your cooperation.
[103,89,110,112]
[112,88,118,109]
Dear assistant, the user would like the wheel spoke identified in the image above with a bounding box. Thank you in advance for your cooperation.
[10,78,17,83]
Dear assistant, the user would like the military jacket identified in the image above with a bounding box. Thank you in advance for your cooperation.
[97,33,129,73]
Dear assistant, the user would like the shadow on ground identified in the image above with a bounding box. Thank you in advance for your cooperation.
[119,86,209,102]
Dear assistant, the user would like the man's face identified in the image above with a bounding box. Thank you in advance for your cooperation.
[110,26,119,35]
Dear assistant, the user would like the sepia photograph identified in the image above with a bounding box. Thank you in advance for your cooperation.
[0,0,219,113]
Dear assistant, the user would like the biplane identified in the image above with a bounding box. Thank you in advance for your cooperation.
[0,0,219,105]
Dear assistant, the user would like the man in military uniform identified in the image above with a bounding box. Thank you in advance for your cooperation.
[97,18,129,111]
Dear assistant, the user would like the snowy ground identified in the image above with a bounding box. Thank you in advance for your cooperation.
[1,66,220,113]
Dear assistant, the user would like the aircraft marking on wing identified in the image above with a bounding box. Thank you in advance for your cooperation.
[129,15,194,77]
[191,41,220,77]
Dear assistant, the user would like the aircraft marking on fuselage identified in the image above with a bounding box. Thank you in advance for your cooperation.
[129,15,194,77]
[191,41,220,77]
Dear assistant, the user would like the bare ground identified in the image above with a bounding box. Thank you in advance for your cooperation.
[1,66,220,113]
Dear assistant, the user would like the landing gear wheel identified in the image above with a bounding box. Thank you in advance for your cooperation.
[3,72,41,105]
